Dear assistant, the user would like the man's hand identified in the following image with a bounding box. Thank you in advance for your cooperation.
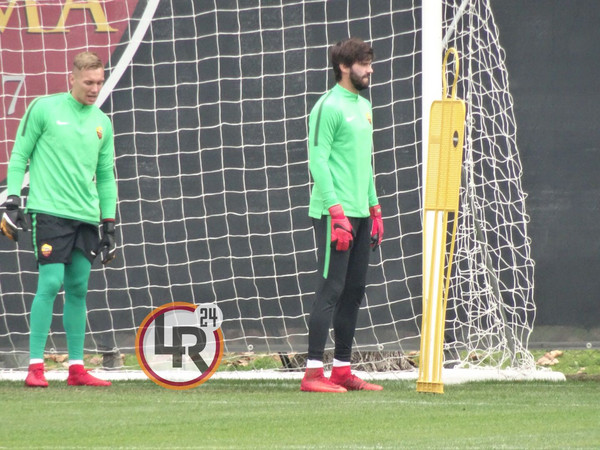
[96,220,117,265]
[369,204,383,251]
[1,195,28,242]
[329,204,354,252]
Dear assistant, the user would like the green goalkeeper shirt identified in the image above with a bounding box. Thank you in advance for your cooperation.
[308,83,378,219]
[7,92,117,224]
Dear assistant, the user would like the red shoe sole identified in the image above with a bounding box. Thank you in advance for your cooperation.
[300,380,347,393]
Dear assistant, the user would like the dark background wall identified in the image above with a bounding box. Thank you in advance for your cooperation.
[1,2,596,353]
[492,1,600,345]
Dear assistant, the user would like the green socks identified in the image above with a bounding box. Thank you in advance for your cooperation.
[29,263,64,360]
[63,251,92,361]
[29,250,92,361]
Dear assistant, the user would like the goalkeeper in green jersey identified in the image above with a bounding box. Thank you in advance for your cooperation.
[1,52,117,387]
[300,38,384,393]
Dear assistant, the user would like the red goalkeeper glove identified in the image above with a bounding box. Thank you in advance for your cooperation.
[1,195,29,242]
[329,204,354,252]
[369,204,383,251]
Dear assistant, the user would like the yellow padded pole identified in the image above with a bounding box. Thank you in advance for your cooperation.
[417,48,466,394]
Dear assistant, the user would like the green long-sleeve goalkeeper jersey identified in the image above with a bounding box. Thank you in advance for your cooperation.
[308,83,378,219]
[7,92,117,224]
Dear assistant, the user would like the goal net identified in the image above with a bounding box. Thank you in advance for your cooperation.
[441,1,536,370]
[0,0,536,373]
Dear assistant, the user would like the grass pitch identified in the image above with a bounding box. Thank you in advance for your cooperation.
[1,378,599,449]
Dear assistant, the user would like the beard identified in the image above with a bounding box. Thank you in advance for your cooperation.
[349,70,370,91]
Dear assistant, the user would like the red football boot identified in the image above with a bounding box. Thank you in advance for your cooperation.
[300,368,347,393]
[25,363,48,388]
[67,364,111,387]
[329,365,383,391]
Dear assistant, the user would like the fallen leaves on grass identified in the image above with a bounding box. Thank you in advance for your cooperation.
[536,350,563,366]
[46,354,68,363]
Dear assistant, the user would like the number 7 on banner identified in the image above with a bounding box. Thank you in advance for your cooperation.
[417,48,466,394]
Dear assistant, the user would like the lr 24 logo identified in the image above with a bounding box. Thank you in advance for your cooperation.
[135,302,224,390]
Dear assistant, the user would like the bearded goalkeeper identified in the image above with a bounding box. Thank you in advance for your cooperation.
[1,52,117,387]
[301,38,384,393]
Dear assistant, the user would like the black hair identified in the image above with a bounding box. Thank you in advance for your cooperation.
[330,38,374,82]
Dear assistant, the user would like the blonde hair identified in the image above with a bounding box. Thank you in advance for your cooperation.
[72,51,104,71]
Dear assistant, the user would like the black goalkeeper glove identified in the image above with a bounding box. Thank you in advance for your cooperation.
[1,195,29,242]
[95,220,117,265]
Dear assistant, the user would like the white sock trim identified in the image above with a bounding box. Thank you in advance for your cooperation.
[332,358,351,367]
[306,359,324,369]
[69,360,84,367]
[29,358,43,365]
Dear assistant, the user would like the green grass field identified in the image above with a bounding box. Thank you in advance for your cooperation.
[1,376,599,449]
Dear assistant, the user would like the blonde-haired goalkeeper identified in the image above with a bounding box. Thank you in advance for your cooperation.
[1,52,117,387]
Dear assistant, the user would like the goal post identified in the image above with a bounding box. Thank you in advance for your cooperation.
[0,1,537,376]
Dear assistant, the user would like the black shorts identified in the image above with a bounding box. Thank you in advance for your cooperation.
[31,213,100,265]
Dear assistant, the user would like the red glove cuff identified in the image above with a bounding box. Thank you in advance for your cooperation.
[369,204,382,218]
[328,204,345,219]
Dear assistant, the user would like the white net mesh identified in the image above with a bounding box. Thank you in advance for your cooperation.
[0,0,535,372]
[442,0,535,369]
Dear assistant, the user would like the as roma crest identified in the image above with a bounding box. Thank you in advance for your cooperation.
[41,243,53,258]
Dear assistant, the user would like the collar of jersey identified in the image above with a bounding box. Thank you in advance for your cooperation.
[334,83,359,101]
[67,91,94,110]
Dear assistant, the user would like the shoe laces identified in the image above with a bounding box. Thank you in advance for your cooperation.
[343,374,368,388]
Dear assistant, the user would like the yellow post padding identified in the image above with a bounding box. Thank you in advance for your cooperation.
[417,48,466,394]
